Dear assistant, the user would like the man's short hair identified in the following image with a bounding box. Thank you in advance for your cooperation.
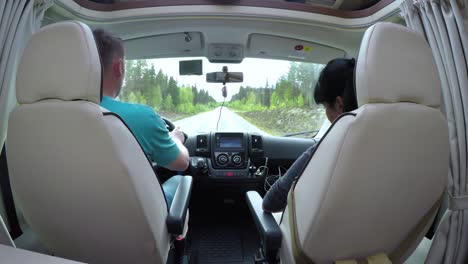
[92,29,124,71]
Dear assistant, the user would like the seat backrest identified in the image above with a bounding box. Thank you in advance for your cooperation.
[6,21,170,264]
[0,244,85,264]
[279,22,449,263]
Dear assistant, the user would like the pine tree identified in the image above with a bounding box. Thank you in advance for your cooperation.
[167,77,179,106]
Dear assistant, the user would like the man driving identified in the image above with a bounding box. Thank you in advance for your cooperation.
[93,29,189,208]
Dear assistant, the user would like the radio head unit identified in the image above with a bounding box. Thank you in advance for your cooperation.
[212,132,246,169]
[216,134,243,149]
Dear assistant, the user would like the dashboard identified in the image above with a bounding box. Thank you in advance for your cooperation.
[184,132,316,181]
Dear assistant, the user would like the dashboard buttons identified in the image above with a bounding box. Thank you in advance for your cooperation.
[213,171,246,177]
[196,158,206,168]
[217,154,229,166]
[232,154,242,165]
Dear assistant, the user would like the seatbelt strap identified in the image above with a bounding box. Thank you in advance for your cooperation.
[0,214,15,246]
[287,178,442,264]
[287,177,313,264]
[0,145,22,239]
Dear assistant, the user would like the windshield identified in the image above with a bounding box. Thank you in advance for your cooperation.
[120,57,326,138]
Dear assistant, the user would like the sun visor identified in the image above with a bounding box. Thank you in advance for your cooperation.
[247,34,346,63]
[124,32,204,60]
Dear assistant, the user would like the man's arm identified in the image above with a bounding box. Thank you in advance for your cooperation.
[166,127,189,171]
[138,109,188,171]
[262,144,316,213]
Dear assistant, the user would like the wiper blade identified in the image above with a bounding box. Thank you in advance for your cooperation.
[283,130,319,138]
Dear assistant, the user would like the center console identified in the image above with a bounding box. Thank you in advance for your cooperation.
[185,131,315,205]
[192,132,264,179]
[213,133,247,169]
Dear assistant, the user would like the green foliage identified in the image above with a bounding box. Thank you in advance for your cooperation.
[120,60,216,115]
[230,86,271,111]
[297,94,304,107]
[168,77,179,106]
[287,62,324,106]
[151,85,163,110]
[229,61,324,112]
[163,94,174,111]
[238,108,325,137]
[121,59,323,116]
[176,87,194,113]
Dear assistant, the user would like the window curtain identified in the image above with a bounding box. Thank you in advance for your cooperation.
[401,0,468,263]
[0,0,53,153]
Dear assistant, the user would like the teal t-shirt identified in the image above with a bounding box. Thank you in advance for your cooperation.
[101,96,179,167]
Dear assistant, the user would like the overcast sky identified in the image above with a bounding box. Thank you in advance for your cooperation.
[146,57,291,102]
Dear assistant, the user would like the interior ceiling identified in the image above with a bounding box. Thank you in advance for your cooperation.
[82,0,388,13]
[44,0,403,63]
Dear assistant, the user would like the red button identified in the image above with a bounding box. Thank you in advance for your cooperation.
[226,171,234,177]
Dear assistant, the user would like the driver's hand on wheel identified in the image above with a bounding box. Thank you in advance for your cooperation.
[170,126,185,143]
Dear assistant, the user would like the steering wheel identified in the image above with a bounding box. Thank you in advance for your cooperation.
[162,116,176,131]
[162,117,188,143]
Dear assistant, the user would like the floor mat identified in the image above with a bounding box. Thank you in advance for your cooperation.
[187,201,259,264]
[197,226,243,263]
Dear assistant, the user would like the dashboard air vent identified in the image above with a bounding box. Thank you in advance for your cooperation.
[251,135,263,150]
[196,135,208,150]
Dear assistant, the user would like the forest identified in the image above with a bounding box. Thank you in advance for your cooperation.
[120,60,216,115]
[120,60,325,116]
[228,62,324,111]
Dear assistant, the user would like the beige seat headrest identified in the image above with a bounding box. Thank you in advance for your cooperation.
[355,22,441,108]
[16,21,102,104]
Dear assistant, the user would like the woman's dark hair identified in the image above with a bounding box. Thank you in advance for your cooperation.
[313,58,357,112]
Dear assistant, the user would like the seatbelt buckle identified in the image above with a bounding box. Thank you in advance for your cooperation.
[171,235,187,264]
[254,247,267,264]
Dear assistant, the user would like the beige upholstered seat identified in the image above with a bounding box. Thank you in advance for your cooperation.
[279,22,449,263]
[7,21,175,264]
[0,245,85,264]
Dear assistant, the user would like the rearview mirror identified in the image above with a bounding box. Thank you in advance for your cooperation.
[206,72,243,83]
[179,59,203,75]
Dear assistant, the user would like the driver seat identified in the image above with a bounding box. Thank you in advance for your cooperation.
[6,21,191,264]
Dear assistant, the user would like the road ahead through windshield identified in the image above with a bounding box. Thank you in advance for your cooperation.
[174,107,267,135]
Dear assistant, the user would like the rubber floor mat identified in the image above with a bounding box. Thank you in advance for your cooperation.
[187,214,259,263]
[187,194,261,263]
[197,226,243,263]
